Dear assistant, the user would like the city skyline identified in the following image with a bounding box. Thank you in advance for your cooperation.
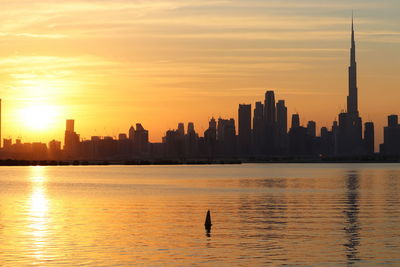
[1,19,400,161]
[0,1,399,146]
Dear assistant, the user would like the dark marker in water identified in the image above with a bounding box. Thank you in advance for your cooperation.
[205,210,212,230]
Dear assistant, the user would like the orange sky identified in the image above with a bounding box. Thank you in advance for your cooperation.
[0,0,399,149]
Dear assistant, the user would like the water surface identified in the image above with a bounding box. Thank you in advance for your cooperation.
[0,164,399,265]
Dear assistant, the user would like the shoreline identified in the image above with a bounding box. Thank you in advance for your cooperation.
[0,157,399,166]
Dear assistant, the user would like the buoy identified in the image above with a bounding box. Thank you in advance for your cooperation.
[204,210,212,230]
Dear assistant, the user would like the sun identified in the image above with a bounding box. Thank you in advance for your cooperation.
[18,105,60,131]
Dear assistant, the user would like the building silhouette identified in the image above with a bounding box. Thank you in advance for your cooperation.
[64,119,80,159]
[49,139,62,159]
[185,122,199,157]
[291,114,300,129]
[238,104,252,155]
[363,122,374,155]
[380,115,400,156]
[252,101,264,155]
[204,117,217,159]
[307,121,316,138]
[276,100,288,154]
[217,118,236,156]
[337,17,363,155]
[264,91,276,154]
[133,123,149,156]
[289,113,312,156]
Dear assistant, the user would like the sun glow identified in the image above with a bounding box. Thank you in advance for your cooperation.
[28,167,50,260]
[18,105,60,131]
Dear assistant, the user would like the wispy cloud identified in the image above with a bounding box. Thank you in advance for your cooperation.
[0,32,68,39]
[0,0,394,40]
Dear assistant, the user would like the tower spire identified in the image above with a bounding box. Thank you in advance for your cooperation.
[351,12,354,45]
[347,12,358,115]
[352,10,354,30]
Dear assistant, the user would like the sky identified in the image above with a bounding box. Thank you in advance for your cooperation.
[0,0,399,148]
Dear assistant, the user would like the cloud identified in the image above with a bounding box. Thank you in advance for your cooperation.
[0,0,393,41]
[0,32,68,39]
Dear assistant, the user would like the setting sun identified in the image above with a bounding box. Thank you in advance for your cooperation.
[18,105,59,131]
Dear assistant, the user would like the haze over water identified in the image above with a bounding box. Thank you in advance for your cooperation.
[1,164,399,265]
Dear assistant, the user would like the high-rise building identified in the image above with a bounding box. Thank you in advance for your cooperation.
[364,122,374,154]
[347,16,358,116]
[338,112,362,155]
[289,113,312,156]
[133,123,149,156]
[388,115,398,127]
[319,127,334,155]
[164,129,179,158]
[186,122,198,157]
[118,133,127,140]
[209,117,217,130]
[129,126,135,140]
[3,138,11,151]
[117,133,130,156]
[217,118,236,156]
[204,117,217,158]
[188,122,195,133]
[337,16,363,155]
[66,119,74,133]
[264,91,276,154]
[264,91,276,124]
[238,104,251,155]
[205,118,217,144]
[49,139,62,159]
[307,121,316,137]
[177,123,185,136]
[253,101,264,154]
[291,114,300,129]
[64,119,80,159]
[381,115,400,155]
[276,100,288,153]
[332,121,339,155]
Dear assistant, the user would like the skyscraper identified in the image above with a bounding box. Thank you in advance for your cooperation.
[177,123,185,136]
[238,104,252,155]
[381,115,400,155]
[307,121,316,137]
[388,115,398,127]
[337,16,363,155]
[186,122,198,157]
[64,119,80,158]
[187,122,195,133]
[347,15,358,115]
[291,114,300,129]
[133,123,149,155]
[66,119,74,132]
[252,101,264,154]
[276,100,288,153]
[264,91,276,154]
[129,126,135,140]
[264,91,276,125]
[289,113,312,155]
[204,117,217,158]
[364,122,374,154]
[217,118,236,156]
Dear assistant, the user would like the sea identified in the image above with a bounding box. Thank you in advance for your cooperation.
[0,164,399,266]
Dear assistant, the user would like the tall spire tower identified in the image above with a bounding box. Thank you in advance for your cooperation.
[337,13,364,155]
[347,13,358,115]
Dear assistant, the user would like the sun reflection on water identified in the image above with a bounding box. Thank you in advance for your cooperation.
[28,166,50,260]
